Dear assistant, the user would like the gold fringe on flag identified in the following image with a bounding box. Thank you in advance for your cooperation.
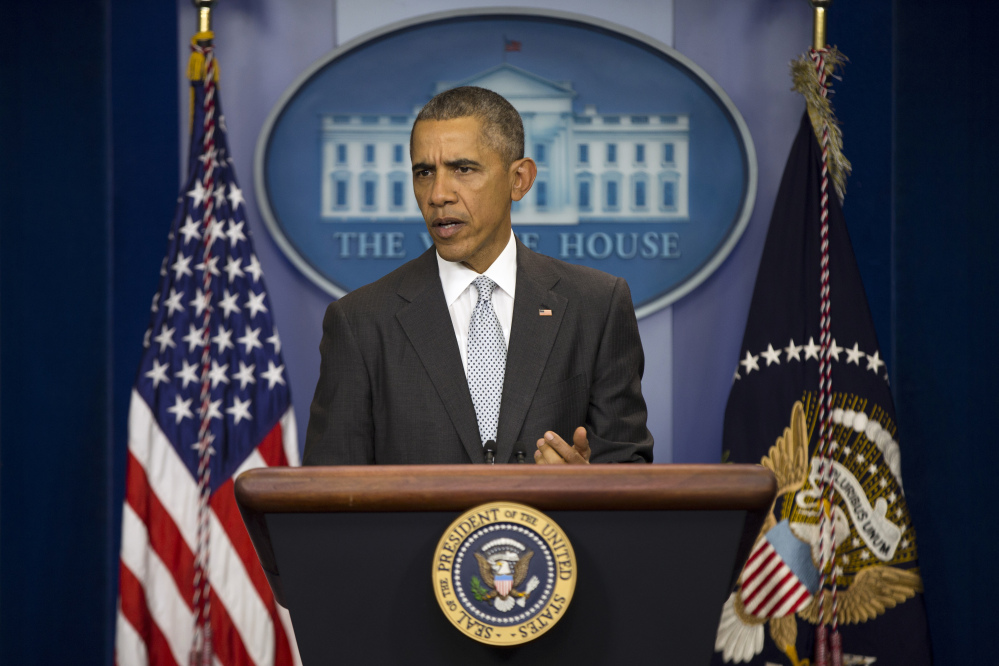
[791,47,851,204]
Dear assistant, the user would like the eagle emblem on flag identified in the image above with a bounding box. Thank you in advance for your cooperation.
[715,398,924,665]
[471,538,540,612]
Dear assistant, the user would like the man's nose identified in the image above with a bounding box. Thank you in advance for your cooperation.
[429,172,457,206]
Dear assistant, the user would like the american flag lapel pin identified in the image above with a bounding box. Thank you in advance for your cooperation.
[539,306,552,316]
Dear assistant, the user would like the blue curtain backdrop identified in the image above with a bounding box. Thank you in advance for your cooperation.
[0,0,995,663]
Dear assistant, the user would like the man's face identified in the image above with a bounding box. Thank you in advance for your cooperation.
[411,116,533,273]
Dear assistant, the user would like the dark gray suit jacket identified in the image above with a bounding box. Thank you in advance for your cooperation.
[303,241,653,464]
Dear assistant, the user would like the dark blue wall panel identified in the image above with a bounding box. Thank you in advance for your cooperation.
[895,1,999,662]
[0,1,111,663]
[828,0,895,368]
[0,0,177,663]
[107,0,180,658]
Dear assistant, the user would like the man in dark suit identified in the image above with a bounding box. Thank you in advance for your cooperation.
[304,86,653,465]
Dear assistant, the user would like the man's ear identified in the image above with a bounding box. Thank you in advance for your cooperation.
[510,158,538,202]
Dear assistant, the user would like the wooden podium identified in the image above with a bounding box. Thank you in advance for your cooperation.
[235,464,775,664]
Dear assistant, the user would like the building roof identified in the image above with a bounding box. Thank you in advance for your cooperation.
[435,63,577,101]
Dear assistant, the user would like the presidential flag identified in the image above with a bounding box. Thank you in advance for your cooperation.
[712,51,931,665]
[115,31,301,666]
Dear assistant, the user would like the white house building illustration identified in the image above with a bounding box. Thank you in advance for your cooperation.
[320,64,689,224]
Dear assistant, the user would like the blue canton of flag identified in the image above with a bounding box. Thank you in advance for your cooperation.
[116,33,301,666]
[140,133,288,490]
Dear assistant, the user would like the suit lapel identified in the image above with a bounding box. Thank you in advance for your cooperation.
[495,243,567,463]
[395,250,484,463]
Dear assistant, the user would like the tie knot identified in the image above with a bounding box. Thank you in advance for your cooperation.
[473,276,496,303]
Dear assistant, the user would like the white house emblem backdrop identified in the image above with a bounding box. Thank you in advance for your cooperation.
[255,10,757,317]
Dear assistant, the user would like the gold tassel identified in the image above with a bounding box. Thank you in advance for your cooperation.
[186,30,220,137]
[791,47,851,204]
[187,31,219,83]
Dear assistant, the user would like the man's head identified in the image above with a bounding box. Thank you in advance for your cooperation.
[410,87,536,273]
[412,86,524,166]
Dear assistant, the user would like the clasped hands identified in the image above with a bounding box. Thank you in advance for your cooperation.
[534,426,590,465]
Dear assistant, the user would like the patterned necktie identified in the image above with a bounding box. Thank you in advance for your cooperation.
[467,275,507,447]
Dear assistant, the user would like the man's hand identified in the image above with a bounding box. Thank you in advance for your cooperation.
[534,426,590,464]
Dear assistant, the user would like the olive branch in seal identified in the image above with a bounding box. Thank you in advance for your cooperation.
[470,576,490,602]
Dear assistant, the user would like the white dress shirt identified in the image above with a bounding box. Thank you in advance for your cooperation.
[436,232,517,376]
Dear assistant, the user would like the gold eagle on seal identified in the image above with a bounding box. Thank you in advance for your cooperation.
[473,548,538,613]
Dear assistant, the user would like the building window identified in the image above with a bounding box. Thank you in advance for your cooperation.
[360,174,378,210]
[601,172,622,212]
[634,180,646,208]
[331,172,349,209]
[606,143,617,164]
[364,144,376,164]
[536,181,548,209]
[578,144,589,165]
[631,173,650,211]
[662,180,676,209]
[663,143,675,164]
[393,144,404,164]
[392,180,405,208]
[605,180,618,210]
[578,180,591,210]
[387,171,407,211]
[535,143,547,165]
[635,144,645,164]
[336,144,347,164]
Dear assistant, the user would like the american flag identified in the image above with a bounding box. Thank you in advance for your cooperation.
[115,35,300,666]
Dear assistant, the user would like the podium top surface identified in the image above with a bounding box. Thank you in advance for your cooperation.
[235,463,776,513]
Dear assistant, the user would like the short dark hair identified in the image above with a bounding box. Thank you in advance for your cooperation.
[412,86,524,165]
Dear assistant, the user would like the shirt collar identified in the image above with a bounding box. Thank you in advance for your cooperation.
[437,231,518,307]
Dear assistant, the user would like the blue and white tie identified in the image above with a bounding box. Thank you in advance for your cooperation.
[467,275,507,447]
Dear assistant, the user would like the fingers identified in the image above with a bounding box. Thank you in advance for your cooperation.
[533,428,590,464]
[534,432,567,464]
[571,426,591,462]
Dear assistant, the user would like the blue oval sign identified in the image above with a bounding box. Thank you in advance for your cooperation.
[255,9,756,317]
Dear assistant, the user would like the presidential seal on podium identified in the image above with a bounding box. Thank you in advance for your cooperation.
[432,502,577,646]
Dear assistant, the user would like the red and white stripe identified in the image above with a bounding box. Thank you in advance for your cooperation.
[739,539,813,619]
[116,390,301,666]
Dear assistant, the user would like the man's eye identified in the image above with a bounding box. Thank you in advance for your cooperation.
[457,166,472,174]
[416,169,432,178]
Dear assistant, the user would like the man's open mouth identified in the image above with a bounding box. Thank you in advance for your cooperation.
[433,218,466,238]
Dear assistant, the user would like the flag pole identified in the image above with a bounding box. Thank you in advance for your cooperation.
[195,0,216,33]
[808,4,842,665]
[190,5,218,665]
[811,0,831,51]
